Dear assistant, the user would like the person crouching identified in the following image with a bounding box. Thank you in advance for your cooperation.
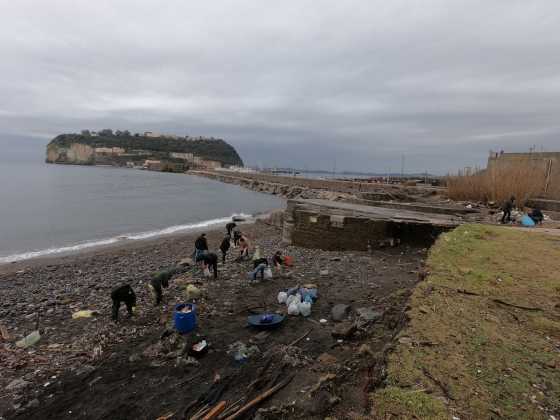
[250,257,269,281]
[111,284,136,322]
[196,252,219,279]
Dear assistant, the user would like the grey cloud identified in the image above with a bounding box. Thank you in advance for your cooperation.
[2,0,560,173]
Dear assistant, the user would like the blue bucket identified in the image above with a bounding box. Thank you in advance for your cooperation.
[174,303,197,334]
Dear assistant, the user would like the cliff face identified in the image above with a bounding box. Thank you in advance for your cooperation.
[46,142,95,165]
[45,133,244,167]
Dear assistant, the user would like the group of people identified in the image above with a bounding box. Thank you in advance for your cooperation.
[111,220,287,321]
[500,196,544,225]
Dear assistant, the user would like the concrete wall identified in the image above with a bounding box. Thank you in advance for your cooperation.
[283,200,451,251]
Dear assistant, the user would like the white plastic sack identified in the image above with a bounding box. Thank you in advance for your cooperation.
[264,267,273,280]
[288,301,300,316]
[286,294,302,308]
[298,301,311,317]
[277,291,288,304]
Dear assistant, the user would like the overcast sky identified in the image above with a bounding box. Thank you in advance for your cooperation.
[1,1,559,173]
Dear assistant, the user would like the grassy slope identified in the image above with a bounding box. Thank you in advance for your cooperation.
[371,224,560,419]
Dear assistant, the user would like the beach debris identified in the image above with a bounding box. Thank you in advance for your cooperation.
[179,257,193,267]
[0,323,10,340]
[355,307,383,323]
[331,304,351,322]
[72,310,97,319]
[227,341,260,363]
[16,330,41,348]
[185,284,202,300]
[5,378,31,391]
[331,321,357,339]
[277,291,288,304]
[319,318,328,324]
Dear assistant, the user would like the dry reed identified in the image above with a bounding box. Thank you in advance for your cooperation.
[446,160,554,204]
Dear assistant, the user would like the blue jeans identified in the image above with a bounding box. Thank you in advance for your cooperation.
[251,263,267,281]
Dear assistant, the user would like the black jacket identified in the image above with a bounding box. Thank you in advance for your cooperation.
[111,284,136,306]
[220,237,231,252]
[195,235,208,251]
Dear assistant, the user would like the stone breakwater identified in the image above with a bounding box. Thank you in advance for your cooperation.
[190,170,443,203]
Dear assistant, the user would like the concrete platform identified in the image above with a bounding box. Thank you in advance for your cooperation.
[283,199,460,251]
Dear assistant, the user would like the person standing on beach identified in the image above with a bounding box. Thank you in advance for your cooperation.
[501,196,515,224]
[233,228,242,247]
[219,234,231,263]
[226,221,237,237]
[196,252,219,279]
[194,233,209,260]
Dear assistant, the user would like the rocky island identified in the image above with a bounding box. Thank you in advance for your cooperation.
[46,130,243,172]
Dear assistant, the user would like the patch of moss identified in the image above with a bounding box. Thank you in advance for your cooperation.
[372,387,448,419]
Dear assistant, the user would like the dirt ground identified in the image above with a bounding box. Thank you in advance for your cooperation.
[1,222,426,420]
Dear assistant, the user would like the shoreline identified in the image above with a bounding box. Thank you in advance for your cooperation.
[0,209,282,274]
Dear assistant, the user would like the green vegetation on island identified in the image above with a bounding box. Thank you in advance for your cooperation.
[46,129,244,169]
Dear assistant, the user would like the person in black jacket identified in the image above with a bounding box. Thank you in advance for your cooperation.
[219,234,231,263]
[529,208,544,224]
[501,196,515,224]
[194,233,209,260]
[111,284,136,322]
[196,252,219,279]
[251,257,269,281]
[226,222,237,237]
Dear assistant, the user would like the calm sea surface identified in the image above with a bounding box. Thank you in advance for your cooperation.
[0,135,283,263]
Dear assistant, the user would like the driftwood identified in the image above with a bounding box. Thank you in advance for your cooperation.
[288,328,312,347]
[422,368,454,401]
[224,375,294,420]
[492,299,542,312]
[201,401,226,420]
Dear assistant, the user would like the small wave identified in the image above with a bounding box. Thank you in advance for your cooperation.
[0,213,253,264]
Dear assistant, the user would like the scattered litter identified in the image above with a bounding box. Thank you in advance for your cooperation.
[72,310,97,319]
[228,341,260,363]
[277,291,288,304]
[185,284,201,300]
[319,319,328,324]
[16,330,41,348]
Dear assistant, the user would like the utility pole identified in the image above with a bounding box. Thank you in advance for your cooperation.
[400,154,405,179]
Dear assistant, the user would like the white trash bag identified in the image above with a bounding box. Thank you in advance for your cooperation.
[277,291,288,304]
[298,301,311,317]
[264,267,273,280]
[288,301,300,316]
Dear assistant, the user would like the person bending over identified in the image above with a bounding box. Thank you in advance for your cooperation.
[150,266,185,306]
[220,234,231,263]
[111,284,136,322]
[197,252,219,279]
[273,251,285,269]
[251,257,269,281]
[529,208,544,225]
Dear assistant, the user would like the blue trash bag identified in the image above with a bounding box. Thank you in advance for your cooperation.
[521,215,535,227]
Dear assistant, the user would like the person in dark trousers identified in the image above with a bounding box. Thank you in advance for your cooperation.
[529,208,544,224]
[251,257,269,281]
[226,222,237,237]
[196,252,219,279]
[111,284,136,322]
[219,234,231,263]
[150,266,186,305]
[194,233,209,260]
[501,196,515,224]
[273,251,284,269]
[233,229,242,247]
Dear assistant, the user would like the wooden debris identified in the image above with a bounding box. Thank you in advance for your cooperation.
[288,327,313,347]
[492,299,542,312]
[224,374,294,420]
[201,401,226,420]
[422,368,455,401]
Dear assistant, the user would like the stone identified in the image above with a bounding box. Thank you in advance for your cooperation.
[178,257,193,267]
[358,344,374,357]
[25,399,40,409]
[331,304,350,322]
[317,353,338,365]
[6,378,30,391]
[356,307,383,323]
[331,321,357,339]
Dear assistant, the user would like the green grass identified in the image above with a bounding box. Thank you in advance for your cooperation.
[371,224,560,419]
